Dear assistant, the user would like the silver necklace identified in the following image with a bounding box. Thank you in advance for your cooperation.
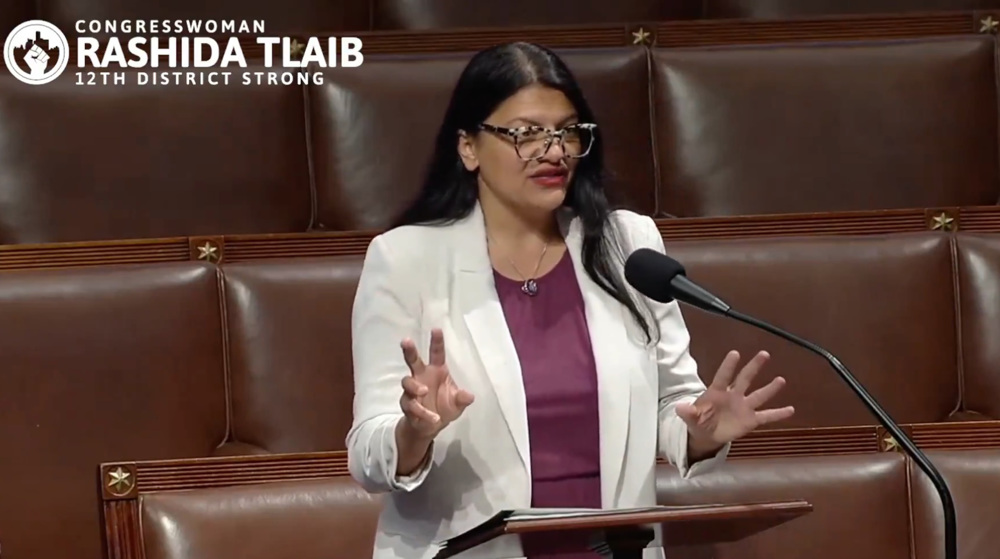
[490,237,549,297]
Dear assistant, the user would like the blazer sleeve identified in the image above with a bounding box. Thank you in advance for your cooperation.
[637,216,731,478]
[346,233,435,493]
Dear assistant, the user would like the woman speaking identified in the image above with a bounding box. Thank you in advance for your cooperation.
[347,41,795,559]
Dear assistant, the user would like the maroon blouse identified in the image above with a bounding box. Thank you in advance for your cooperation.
[493,251,603,559]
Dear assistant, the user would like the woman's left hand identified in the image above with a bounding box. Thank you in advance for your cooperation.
[676,350,795,454]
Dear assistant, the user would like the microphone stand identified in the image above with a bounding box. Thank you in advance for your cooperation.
[722,308,957,559]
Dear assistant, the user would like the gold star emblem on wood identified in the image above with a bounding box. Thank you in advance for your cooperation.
[981,16,998,33]
[197,242,219,262]
[930,213,955,231]
[631,28,651,45]
[881,435,900,452]
[289,39,305,60]
[107,466,133,495]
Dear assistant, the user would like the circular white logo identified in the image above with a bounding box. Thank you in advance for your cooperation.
[4,20,69,85]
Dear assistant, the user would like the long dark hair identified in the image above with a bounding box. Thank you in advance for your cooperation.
[392,42,658,345]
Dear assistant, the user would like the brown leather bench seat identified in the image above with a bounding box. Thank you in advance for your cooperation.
[138,476,383,559]
[2,35,998,244]
[303,47,657,230]
[100,448,1000,559]
[0,62,311,244]
[307,35,1000,227]
[0,262,230,559]
[656,453,913,559]
[217,231,997,447]
[650,35,1000,217]
[909,448,1000,559]
[656,448,1000,559]
[670,232,966,427]
[3,231,999,559]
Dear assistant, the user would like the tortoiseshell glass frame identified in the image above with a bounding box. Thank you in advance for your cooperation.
[478,122,598,161]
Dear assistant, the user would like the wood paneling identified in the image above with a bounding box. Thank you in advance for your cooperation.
[0,206,989,271]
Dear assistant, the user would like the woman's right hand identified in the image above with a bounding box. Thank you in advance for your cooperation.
[398,328,475,442]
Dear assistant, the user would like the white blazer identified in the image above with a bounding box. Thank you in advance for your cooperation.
[347,203,729,559]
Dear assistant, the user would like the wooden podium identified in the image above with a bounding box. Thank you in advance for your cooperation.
[433,500,812,559]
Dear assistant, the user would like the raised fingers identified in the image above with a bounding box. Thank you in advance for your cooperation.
[745,376,787,409]
[755,405,796,425]
[400,338,425,375]
[710,350,741,390]
[428,329,446,367]
[731,350,770,395]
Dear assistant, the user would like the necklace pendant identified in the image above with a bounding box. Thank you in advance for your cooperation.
[521,279,539,296]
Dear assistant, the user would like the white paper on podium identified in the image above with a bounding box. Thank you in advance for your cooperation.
[504,506,675,521]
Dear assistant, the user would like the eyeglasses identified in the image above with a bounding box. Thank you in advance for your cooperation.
[478,122,597,161]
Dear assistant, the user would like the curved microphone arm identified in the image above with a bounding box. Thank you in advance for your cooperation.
[724,308,956,559]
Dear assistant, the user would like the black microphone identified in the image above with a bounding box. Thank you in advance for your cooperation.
[624,247,957,559]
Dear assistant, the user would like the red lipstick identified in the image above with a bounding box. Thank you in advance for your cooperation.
[529,166,568,187]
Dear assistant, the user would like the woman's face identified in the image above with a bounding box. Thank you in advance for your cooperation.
[458,84,587,217]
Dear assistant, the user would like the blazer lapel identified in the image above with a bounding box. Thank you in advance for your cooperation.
[451,206,636,508]
[562,215,633,508]
[453,206,532,478]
